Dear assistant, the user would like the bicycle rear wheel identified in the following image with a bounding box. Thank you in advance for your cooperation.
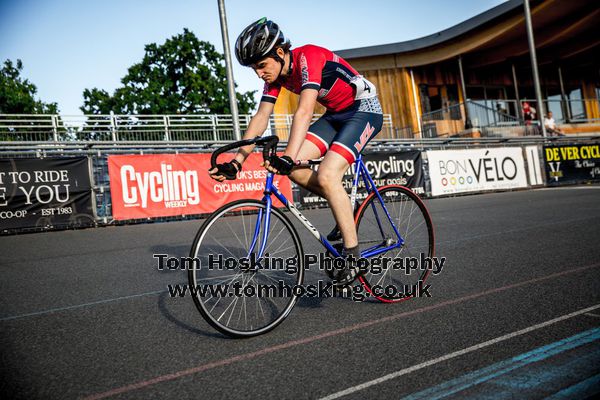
[355,185,434,302]
[189,200,304,337]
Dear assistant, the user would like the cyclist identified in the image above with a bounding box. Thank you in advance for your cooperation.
[209,18,383,286]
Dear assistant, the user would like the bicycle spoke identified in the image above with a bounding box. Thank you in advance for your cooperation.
[212,236,240,260]
[357,186,433,302]
[207,270,244,310]
[189,200,303,336]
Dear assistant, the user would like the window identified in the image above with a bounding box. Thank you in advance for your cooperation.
[419,84,442,114]
[546,94,564,122]
[568,88,584,121]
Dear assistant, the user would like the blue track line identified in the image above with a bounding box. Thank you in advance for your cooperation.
[402,327,600,400]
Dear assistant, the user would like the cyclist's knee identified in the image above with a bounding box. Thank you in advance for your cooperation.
[288,168,307,183]
[317,167,342,193]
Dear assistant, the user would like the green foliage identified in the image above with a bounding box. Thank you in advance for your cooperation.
[81,29,256,115]
[0,59,59,114]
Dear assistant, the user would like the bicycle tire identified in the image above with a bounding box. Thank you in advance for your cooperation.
[189,199,304,337]
[355,185,434,303]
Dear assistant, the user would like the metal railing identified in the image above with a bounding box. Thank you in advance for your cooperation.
[519,98,600,123]
[420,98,600,138]
[0,112,394,142]
[467,101,521,127]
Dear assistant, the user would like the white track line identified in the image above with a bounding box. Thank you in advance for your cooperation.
[319,303,600,400]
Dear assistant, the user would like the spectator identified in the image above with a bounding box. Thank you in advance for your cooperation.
[522,101,539,135]
[522,101,536,125]
[544,111,564,136]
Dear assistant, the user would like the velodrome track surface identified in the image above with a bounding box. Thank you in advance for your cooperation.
[1,186,599,399]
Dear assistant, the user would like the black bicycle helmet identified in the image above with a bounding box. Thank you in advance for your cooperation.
[235,18,289,66]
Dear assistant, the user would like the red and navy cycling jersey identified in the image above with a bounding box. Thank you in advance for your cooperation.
[260,44,359,113]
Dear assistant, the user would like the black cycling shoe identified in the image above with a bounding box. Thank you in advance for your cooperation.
[334,258,367,286]
[324,243,344,281]
[324,264,336,281]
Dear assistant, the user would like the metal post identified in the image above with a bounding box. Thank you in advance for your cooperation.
[410,69,422,136]
[109,111,117,142]
[524,0,546,137]
[217,0,241,140]
[458,56,471,129]
[511,63,523,120]
[51,115,58,141]
[558,66,571,122]
[163,115,170,141]
[212,115,218,141]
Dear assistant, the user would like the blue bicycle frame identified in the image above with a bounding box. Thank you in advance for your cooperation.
[248,154,405,261]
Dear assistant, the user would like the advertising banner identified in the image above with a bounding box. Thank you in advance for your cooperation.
[427,148,528,196]
[298,150,424,207]
[543,144,600,184]
[525,145,544,186]
[0,157,94,231]
[108,153,292,220]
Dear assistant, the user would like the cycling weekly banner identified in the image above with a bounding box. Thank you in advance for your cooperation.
[543,144,600,185]
[0,157,94,231]
[298,150,424,207]
[108,153,292,220]
[427,148,528,196]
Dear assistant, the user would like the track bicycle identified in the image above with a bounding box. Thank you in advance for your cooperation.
[189,136,434,337]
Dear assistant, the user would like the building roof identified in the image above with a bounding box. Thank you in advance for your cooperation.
[335,0,599,70]
[335,0,523,59]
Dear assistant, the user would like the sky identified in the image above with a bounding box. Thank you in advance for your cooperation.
[0,0,507,115]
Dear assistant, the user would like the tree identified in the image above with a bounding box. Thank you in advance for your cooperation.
[0,59,58,114]
[81,29,256,115]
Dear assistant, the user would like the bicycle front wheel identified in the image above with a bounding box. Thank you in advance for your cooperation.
[189,200,304,337]
[355,185,434,302]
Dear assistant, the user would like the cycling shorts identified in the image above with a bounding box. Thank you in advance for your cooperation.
[306,97,383,164]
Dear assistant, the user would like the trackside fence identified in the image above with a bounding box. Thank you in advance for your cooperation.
[1,136,599,234]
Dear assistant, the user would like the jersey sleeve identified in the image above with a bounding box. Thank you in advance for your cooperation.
[260,82,281,104]
[298,47,326,92]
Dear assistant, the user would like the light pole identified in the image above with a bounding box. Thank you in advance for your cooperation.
[524,0,547,137]
[217,0,241,140]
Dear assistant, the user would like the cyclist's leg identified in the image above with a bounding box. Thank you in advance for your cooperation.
[325,100,384,284]
[317,151,357,247]
[287,141,322,196]
[327,109,384,244]
[287,115,337,198]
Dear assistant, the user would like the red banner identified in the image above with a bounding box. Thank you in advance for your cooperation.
[108,153,292,220]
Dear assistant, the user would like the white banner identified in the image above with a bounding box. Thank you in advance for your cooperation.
[427,148,528,196]
[525,145,544,186]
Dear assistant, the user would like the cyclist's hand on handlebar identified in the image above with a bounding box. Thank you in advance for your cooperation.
[209,160,241,181]
[263,155,294,175]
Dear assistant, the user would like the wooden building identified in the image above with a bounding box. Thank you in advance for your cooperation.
[273,0,600,138]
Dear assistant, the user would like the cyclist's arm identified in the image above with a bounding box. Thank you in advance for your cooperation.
[284,88,318,160]
[233,100,275,165]
[208,100,274,181]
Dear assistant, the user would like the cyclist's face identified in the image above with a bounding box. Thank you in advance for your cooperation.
[252,57,280,84]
